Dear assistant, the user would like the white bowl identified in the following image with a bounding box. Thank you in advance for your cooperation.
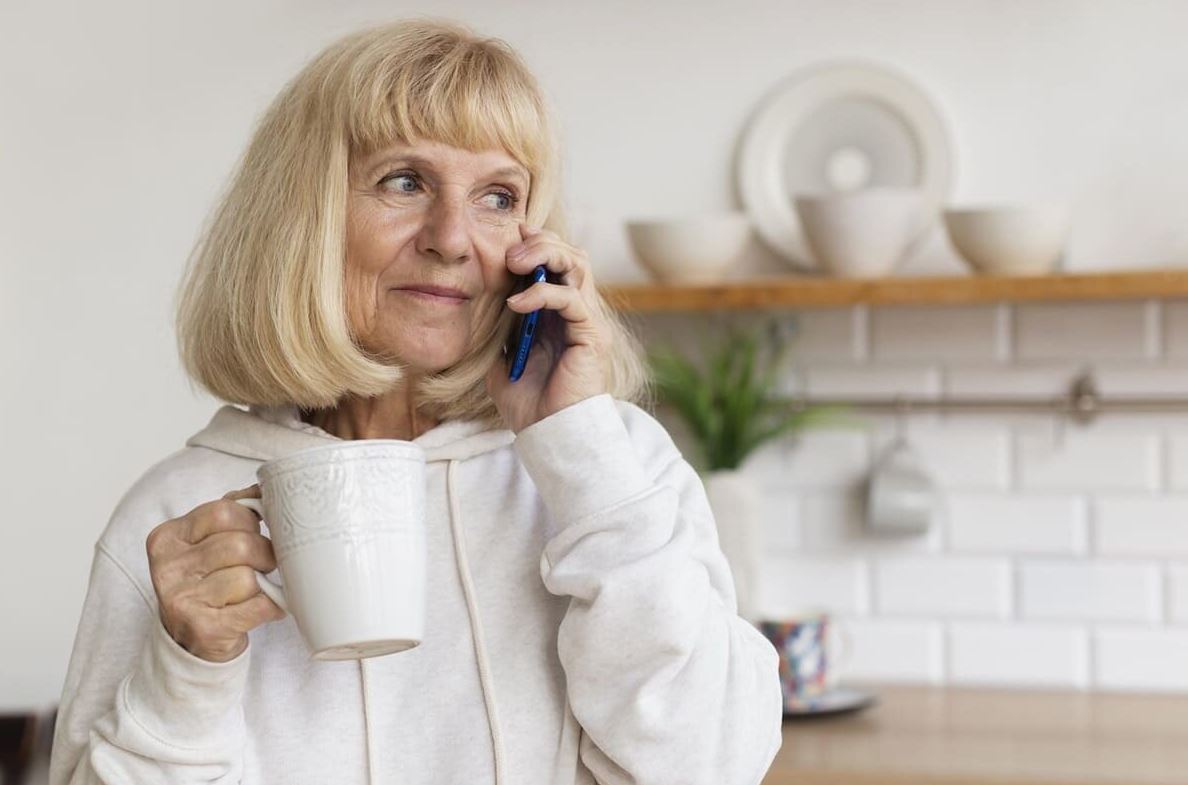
[943,205,1069,276]
[793,188,927,278]
[625,213,752,283]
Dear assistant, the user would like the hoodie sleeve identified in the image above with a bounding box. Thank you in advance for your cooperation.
[514,394,784,785]
[49,541,251,785]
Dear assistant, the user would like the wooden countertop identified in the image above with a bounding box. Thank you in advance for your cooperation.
[762,686,1188,785]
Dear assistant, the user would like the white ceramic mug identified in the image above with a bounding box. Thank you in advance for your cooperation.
[866,436,935,535]
[235,440,427,660]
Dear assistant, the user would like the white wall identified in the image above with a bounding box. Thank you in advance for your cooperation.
[639,300,1188,691]
[3,0,1188,708]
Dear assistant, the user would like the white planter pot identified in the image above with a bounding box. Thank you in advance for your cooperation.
[703,469,765,624]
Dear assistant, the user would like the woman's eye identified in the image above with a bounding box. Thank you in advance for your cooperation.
[483,191,518,211]
[380,173,419,193]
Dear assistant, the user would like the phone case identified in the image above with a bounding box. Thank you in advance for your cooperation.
[508,265,548,382]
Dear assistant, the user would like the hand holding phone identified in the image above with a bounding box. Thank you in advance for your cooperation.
[488,224,610,433]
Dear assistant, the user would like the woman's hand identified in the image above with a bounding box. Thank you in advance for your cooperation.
[145,485,286,663]
[486,223,611,432]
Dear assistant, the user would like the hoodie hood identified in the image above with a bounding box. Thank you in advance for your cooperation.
[185,404,516,463]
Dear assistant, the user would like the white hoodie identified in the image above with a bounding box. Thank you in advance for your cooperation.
[49,393,784,785]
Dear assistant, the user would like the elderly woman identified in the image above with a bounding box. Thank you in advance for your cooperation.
[49,18,782,785]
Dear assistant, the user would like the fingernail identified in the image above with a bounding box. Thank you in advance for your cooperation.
[507,292,524,303]
[508,244,526,259]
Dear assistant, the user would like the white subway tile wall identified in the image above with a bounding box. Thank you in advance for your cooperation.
[1167,565,1188,623]
[949,623,1090,688]
[1015,428,1161,491]
[790,307,867,362]
[642,301,1188,691]
[1019,560,1162,622]
[946,494,1087,555]
[1169,433,1188,490]
[943,364,1077,397]
[875,558,1013,618]
[1095,627,1188,691]
[873,423,1012,490]
[1094,364,1188,395]
[780,431,870,489]
[1164,302,1188,359]
[760,556,869,616]
[804,365,942,399]
[1013,302,1158,361]
[800,495,944,554]
[1095,496,1188,556]
[870,305,1007,362]
[836,618,945,684]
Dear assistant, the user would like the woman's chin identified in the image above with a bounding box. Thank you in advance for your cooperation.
[385,345,471,376]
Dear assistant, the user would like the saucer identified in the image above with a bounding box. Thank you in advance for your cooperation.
[783,687,877,718]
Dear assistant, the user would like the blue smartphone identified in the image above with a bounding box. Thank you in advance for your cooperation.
[508,264,548,382]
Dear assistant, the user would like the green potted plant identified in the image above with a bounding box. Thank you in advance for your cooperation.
[648,319,838,622]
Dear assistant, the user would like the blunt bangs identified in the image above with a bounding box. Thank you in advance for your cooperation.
[346,33,546,177]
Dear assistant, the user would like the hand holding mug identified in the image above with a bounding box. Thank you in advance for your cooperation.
[146,485,286,663]
[148,440,427,663]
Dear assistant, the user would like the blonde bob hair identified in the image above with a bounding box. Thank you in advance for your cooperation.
[176,18,648,423]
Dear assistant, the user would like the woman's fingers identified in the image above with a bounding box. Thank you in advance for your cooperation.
[506,281,597,343]
[184,497,264,544]
[223,592,288,633]
[222,484,261,502]
[503,226,604,351]
[184,530,278,576]
[197,565,264,608]
[196,565,286,627]
[505,229,589,289]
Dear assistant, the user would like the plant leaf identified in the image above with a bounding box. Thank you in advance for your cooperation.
[647,326,846,469]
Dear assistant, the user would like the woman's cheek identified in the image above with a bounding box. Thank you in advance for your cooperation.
[477,237,517,287]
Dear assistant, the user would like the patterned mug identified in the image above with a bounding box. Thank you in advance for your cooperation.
[235,440,426,660]
[760,612,847,710]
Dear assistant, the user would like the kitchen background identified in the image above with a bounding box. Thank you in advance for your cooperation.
[4,0,1188,739]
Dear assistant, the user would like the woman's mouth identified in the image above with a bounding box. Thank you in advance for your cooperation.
[393,285,470,305]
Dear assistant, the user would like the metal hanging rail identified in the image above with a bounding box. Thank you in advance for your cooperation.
[793,372,1188,425]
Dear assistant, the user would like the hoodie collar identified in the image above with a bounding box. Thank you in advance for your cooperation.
[185,404,515,463]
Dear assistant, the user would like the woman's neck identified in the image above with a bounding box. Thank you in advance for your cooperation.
[300,382,440,441]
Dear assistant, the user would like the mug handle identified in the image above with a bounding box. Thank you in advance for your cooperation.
[233,497,289,614]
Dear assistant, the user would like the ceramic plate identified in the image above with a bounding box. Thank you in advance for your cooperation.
[783,687,878,719]
[736,61,954,271]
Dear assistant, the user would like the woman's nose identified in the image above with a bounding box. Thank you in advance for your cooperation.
[415,196,473,264]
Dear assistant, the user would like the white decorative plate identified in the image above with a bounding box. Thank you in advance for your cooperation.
[736,61,954,270]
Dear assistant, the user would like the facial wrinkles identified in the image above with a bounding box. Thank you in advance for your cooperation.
[369,191,515,284]
[345,145,528,358]
[413,189,520,251]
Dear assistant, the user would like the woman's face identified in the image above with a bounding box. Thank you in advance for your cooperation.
[345,138,530,373]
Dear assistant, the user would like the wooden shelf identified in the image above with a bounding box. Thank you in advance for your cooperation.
[600,269,1188,312]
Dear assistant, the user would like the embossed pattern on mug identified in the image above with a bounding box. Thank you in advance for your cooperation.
[259,443,425,561]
